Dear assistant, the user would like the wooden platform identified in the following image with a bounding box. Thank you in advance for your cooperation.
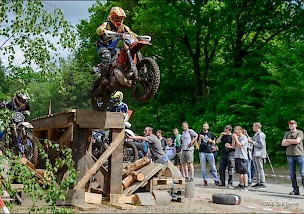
[31,109,125,204]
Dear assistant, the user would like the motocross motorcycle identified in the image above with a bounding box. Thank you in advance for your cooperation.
[92,129,139,163]
[0,112,38,165]
[92,30,160,111]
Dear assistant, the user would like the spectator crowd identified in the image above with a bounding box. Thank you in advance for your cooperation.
[129,120,304,195]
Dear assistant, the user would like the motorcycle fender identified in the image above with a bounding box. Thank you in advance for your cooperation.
[21,122,34,129]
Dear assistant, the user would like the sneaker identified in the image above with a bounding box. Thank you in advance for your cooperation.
[257,183,266,189]
[204,180,208,186]
[189,178,194,182]
[185,177,190,182]
[290,190,300,195]
[252,183,260,188]
[215,181,221,186]
[234,184,244,189]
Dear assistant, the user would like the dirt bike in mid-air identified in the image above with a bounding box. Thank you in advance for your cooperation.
[0,112,38,165]
[92,30,160,111]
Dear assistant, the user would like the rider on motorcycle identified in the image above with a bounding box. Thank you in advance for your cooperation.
[0,90,31,150]
[94,6,138,86]
[107,91,129,121]
[0,90,31,115]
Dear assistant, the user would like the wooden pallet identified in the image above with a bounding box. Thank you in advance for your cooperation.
[151,177,185,188]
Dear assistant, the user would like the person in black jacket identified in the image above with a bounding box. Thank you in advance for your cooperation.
[216,125,235,187]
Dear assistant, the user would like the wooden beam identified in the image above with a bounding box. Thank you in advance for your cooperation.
[84,152,105,190]
[108,128,124,200]
[31,112,75,130]
[73,130,125,190]
[85,192,102,204]
[75,110,124,129]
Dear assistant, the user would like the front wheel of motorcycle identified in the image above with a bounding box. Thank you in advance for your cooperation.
[23,132,39,166]
[133,57,160,102]
[91,79,112,111]
[123,142,138,163]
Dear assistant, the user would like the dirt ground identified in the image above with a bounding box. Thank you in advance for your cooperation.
[11,166,304,213]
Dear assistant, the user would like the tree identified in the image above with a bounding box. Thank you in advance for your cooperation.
[0,0,76,74]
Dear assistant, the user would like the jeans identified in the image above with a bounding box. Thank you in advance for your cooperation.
[199,152,218,181]
[155,155,169,165]
[287,155,304,191]
[248,158,253,183]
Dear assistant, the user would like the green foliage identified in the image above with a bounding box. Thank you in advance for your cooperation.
[0,140,77,213]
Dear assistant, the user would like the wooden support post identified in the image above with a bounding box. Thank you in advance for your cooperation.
[108,128,124,202]
[72,125,88,183]
[74,130,124,190]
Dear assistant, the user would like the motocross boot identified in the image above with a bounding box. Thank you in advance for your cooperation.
[100,66,109,86]
[113,68,131,87]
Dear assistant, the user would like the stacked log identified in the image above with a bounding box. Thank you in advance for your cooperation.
[122,157,150,190]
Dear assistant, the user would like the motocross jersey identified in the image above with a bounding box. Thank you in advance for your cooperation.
[96,20,137,48]
[107,101,129,120]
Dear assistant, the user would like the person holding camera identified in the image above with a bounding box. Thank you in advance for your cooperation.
[198,122,220,186]
[216,125,235,187]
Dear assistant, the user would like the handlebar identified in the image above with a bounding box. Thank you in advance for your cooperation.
[104,30,151,42]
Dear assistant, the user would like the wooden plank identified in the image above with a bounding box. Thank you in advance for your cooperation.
[11,184,24,190]
[57,125,74,146]
[108,128,124,201]
[122,163,163,196]
[75,110,124,129]
[109,194,136,204]
[151,184,185,190]
[85,192,102,204]
[84,152,105,190]
[72,203,98,211]
[31,112,75,130]
[73,130,125,190]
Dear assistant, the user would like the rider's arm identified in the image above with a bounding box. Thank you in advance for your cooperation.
[124,25,138,37]
[96,22,109,35]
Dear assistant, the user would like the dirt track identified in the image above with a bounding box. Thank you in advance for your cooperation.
[83,176,304,214]
[11,167,304,213]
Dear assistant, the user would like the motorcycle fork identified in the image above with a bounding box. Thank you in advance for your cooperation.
[124,42,138,80]
[13,124,24,153]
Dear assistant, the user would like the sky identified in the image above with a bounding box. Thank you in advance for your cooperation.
[44,1,96,58]
[0,1,97,67]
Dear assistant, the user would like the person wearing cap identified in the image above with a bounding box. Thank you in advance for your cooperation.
[216,125,235,187]
[282,120,304,195]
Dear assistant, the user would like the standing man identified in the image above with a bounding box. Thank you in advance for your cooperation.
[128,127,168,164]
[282,120,304,195]
[198,122,220,186]
[232,126,249,190]
[216,125,235,187]
[181,122,198,182]
[248,122,267,189]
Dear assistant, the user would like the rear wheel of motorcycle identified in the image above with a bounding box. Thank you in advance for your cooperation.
[133,57,160,102]
[123,142,138,163]
[91,79,111,111]
[23,133,39,166]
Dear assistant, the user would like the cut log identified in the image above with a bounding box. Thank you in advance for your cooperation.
[73,130,125,190]
[122,171,145,190]
[130,171,145,181]
[159,160,182,178]
[122,175,135,190]
[122,157,150,177]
